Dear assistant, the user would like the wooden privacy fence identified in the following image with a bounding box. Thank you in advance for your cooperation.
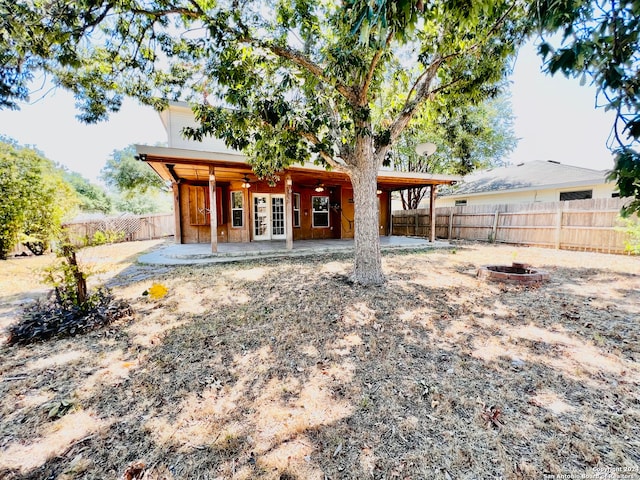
[63,213,174,245]
[392,198,634,254]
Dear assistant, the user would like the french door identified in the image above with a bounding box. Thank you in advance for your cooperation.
[253,194,286,240]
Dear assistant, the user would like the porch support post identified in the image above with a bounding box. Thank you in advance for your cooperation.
[429,184,437,242]
[172,182,182,244]
[387,190,392,236]
[284,173,294,250]
[209,166,218,253]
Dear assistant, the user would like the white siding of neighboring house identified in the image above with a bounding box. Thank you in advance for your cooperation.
[160,104,240,154]
[434,182,617,208]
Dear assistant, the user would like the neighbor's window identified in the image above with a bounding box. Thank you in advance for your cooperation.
[312,196,330,227]
[293,193,301,227]
[559,190,592,201]
[455,199,467,206]
[231,191,244,228]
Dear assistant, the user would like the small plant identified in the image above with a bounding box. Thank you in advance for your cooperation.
[47,399,75,420]
[91,230,108,246]
[43,241,89,308]
[615,216,640,254]
[359,395,372,411]
[91,229,125,246]
[6,238,133,345]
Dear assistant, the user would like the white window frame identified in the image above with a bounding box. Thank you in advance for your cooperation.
[231,191,244,228]
[293,193,301,227]
[312,195,330,228]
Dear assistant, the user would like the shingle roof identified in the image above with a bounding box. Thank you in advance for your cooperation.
[442,160,609,196]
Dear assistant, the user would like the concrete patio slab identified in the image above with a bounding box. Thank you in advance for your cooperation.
[138,236,452,265]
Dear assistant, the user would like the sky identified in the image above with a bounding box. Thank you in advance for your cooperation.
[0,41,617,184]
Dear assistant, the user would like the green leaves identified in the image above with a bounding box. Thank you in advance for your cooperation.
[535,0,640,215]
[0,138,78,259]
[1,0,529,180]
[101,146,166,196]
[47,400,75,420]
[608,147,640,217]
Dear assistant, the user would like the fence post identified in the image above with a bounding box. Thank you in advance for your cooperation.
[414,213,419,236]
[554,203,564,249]
[492,211,499,242]
[448,210,454,239]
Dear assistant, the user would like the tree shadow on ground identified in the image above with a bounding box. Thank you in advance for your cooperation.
[0,251,638,479]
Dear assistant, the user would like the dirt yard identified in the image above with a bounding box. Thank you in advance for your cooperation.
[0,240,639,479]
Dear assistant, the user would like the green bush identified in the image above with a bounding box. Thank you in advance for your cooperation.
[616,216,640,254]
[0,139,77,259]
[91,229,125,246]
[91,230,108,246]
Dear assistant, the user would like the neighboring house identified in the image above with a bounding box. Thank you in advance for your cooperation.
[436,160,617,207]
[136,103,459,250]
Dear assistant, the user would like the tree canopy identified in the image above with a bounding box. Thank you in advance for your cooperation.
[101,145,172,214]
[63,170,112,214]
[535,0,640,215]
[390,92,517,209]
[0,0,534,283]
[0,138,77,258]
[101,145,167,196]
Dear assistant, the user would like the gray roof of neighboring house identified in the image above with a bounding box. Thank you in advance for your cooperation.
[441,160,610,197]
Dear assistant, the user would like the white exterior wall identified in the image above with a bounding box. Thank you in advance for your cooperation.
[434,182,617,208]
[160,104,239,154]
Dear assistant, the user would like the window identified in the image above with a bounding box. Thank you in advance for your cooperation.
[293,193,301,227]
[559,190,592,201]
[312,196,330,227]
[612,192,620,198]
[455,199,467,206]
[231,191,244,228]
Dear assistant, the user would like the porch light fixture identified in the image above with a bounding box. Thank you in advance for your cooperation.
[314,182,325,193]
[241,175,252,189]
[376,189,382,195]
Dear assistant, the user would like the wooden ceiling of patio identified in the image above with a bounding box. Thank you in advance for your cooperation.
[145,155,456,191]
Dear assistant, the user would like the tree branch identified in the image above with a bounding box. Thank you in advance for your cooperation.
[387,58,442,145]
[258,42,359,105]
[298,132,351,172]
[359,31,394,104]
[379,2,520,157]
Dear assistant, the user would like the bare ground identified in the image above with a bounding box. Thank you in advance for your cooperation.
[0,240,639,480]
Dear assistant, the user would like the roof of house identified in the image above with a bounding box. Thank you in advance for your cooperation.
[440,160,610,197]
[136,145,460,191]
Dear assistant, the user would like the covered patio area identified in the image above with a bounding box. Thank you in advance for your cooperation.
[138,236,453,265]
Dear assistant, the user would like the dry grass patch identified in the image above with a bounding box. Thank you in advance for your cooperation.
[0,241,639,479]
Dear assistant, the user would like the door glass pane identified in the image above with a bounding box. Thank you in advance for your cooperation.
[254,196,268,236]
[272,197,285,236]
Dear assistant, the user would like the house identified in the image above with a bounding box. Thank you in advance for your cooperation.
[436,160,617,207]
[136,103,459,251]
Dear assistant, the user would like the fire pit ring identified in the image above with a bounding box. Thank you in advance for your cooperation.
[477,262,549,284]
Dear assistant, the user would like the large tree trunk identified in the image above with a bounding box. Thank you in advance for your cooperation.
[349,139,384,286]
